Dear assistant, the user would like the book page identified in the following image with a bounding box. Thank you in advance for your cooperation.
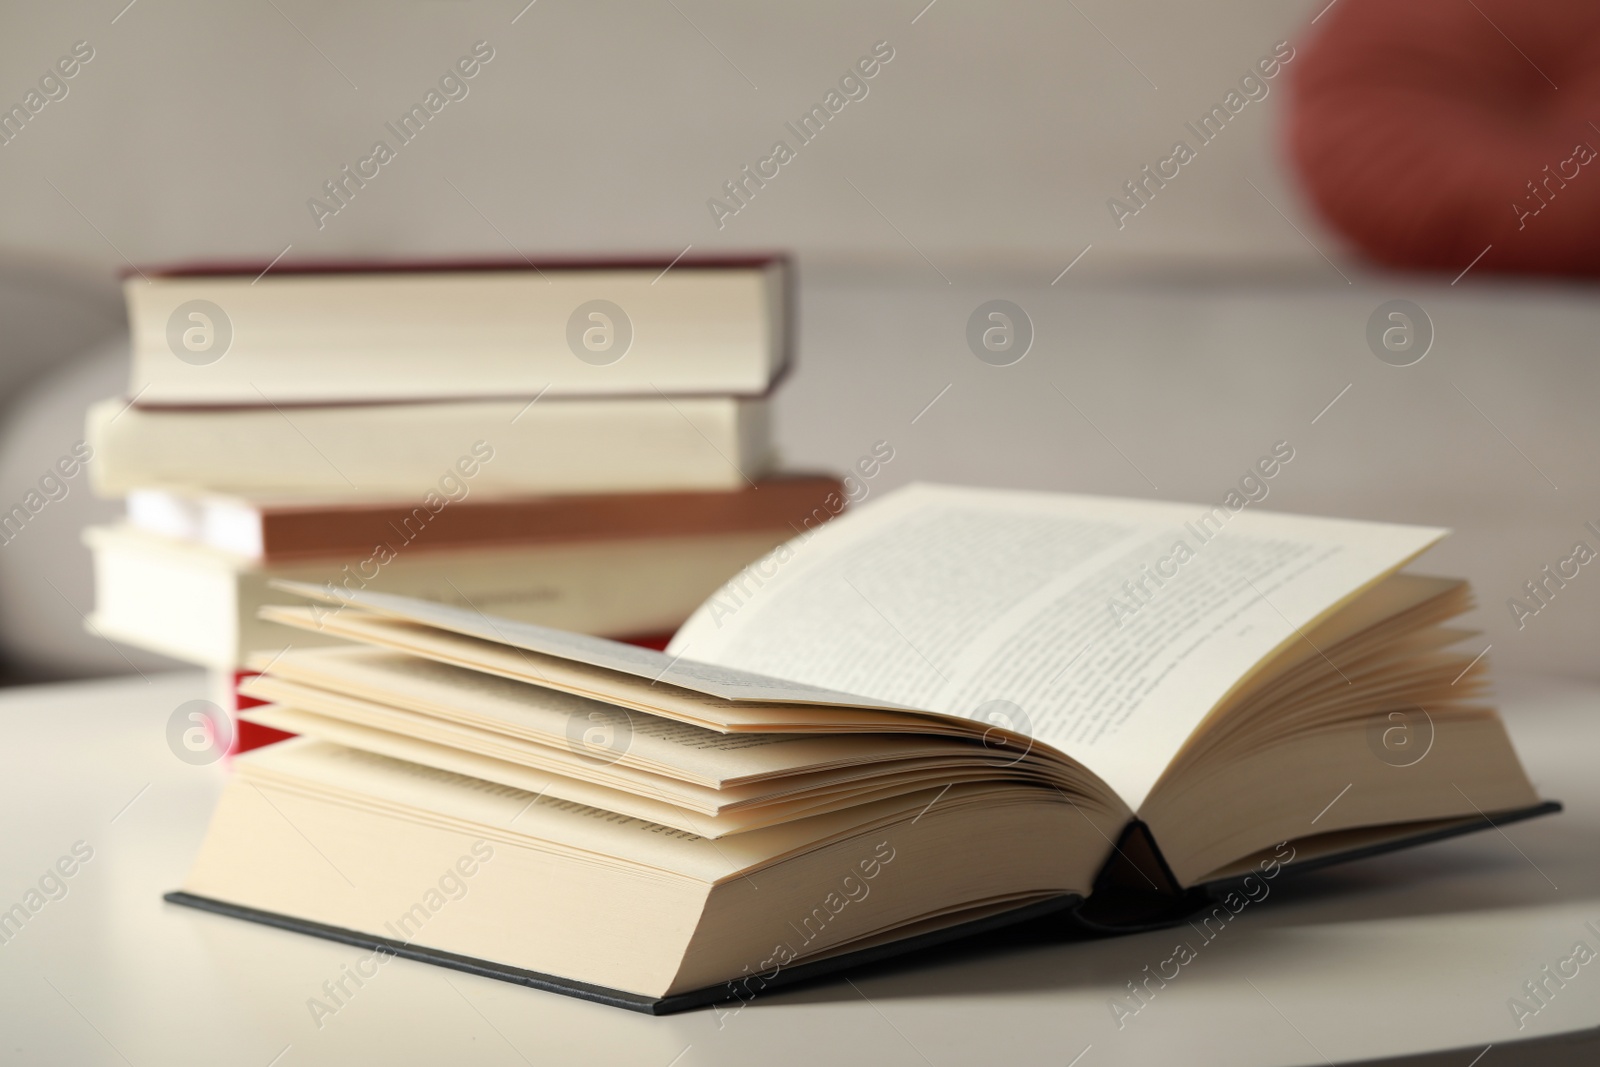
[669,484,1446,809]
[269,580,915,709]
[240,647,979,787]
[256,607,938,733]
[234,739,1002,882]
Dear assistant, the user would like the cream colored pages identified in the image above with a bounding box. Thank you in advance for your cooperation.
[669,483,1446,809]
[240,705,740,835]
[89,396,766,497]
[236,739,995,883]
[239,705,1044,837]
[270,581,915,710]
[242,647,958,786]
[255,608,938,733]
[127,269,778,404]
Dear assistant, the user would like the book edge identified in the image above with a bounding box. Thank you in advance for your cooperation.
[126,252,791,279]
[125,384,788,412]
[1194,799,1564,897]
[161,803,1562,1011]
[161,890,1080,1015]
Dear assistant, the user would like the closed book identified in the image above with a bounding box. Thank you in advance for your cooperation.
[86,394,770,497]
[126,257,789,406]
[84,522,798,669]
[125,475,844,562]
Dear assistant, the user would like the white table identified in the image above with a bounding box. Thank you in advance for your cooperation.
[1,671,1595,1066]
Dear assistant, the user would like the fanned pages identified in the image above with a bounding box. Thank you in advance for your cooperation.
[173,483,1554,1012]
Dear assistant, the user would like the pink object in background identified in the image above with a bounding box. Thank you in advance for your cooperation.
[1288,0,1600,275]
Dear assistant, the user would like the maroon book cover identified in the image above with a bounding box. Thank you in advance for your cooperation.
[229,474,843,561]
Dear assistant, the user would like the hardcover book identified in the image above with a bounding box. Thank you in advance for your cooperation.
[125,256,789,406]
[125,475,843,562]
[86,523,798,669]
[168,484,1556,1012]
[86,393,770,497]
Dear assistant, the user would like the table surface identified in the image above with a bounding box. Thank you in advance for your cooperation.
[0,670,1596,1067]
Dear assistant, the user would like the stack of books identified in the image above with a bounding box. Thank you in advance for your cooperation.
[169,483,1555,1012]
[84,256,844,747]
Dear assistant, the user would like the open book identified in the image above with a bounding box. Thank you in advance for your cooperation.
[168,484,1556,1013]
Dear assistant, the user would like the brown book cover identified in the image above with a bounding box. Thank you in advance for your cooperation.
[175,474,844,561]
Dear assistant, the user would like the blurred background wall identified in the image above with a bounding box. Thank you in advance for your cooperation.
[0,0,1595,682]
[0,0,1319,270]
